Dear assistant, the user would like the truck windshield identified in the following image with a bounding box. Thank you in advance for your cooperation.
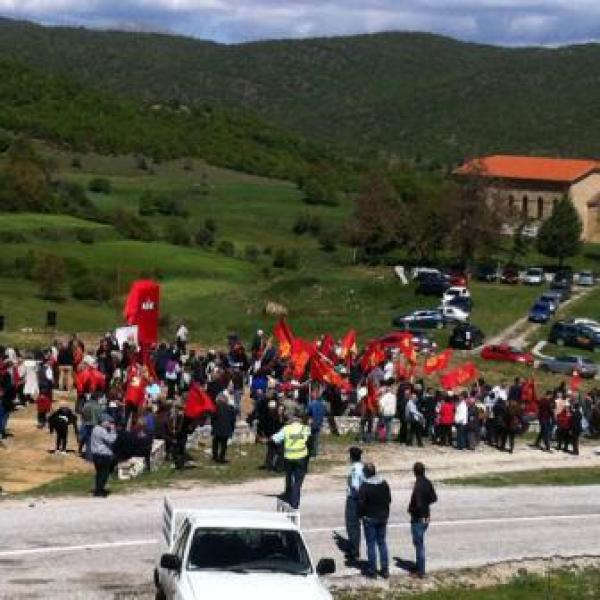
[187,528,312,575]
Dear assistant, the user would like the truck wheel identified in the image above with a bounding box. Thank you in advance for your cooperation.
[556,338,565,346]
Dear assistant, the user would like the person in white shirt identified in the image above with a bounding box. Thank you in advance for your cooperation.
[378,382,397,442]
[345,446,365,561]
[454,392,468,450]
[176,323,189,355]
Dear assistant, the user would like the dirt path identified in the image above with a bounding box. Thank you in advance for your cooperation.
[0,394,90,494]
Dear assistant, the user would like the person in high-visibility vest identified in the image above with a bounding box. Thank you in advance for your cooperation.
[272,410,311,509]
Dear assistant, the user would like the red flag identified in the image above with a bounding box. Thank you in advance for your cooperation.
[364,380,379,414]
[311,353,352,391]
[320,334,336,360]
[440,362,478,390]
[399,335,417,365]
[360,341,385,372]
[424,349,453,375]
[125,365,146,406]
[123,280,160,348]
[570,371,582,392]
[340,329,357,361]
[273,319,294,358]
[290,338,316,379]
[184,382,217,419]
[395,360,415,381]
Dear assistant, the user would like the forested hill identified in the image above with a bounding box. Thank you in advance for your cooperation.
[0,57,351,182]
[3,18,600,164]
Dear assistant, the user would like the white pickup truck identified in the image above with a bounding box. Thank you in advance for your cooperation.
[154,497,335,600]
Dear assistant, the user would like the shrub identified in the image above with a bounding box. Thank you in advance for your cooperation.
[318,230,338,252]
[88,177,112,194]
[302,177,341,207]
[34,253,67,300]
[204,218,217,233]
[194,226,215,247]
[107,208,156,241]
[135,154,149,171]
[71,272,112,301]
[0,230,27,243]
[164,220,191,246]
[76,228,96,244]
[139,192,188,217]
[244,244,260,262]
[71,156,82,169]
[183,158,193,171]
[293,213,322,235]
[216,240,235,257]
[272,248,299,270]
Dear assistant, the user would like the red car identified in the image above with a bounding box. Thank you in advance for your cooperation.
[480,344,534,365]
[447,271,468,287]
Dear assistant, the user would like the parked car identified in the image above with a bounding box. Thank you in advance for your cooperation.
[522,267,545,285]
[481,344,534,365]
[446,270,468,287]
[476,264,498,283]
[393,309,445,330]
[446,295,473,313]
[539,355,598,378]
[501,266,520,285]
[528,300,553,323]
[572,318,600,334]
[553,269,574,285]
[449,323,485,350]
[539,292,560,312]
[442,286,470,305]
[413,268,444,282]
[548,321,598,351]
[550,280,572,301]
[577,271,596,287]
[438,304,470,323]
[415,277,450,296]
[381,330,437,355]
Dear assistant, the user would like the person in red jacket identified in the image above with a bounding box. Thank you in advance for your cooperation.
[556,404,572,452]
[437,394,455,447]
[36,385,53,429]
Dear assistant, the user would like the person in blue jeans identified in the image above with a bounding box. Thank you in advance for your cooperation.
[408,462,438,578]
[358,462,391,579]
[307,388,326,457]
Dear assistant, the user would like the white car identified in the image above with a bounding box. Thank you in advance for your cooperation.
[522,267,544,285]
[577,271,596,287]
[438,305,469,323]
[155,498,334,600]
[442,286,470,305]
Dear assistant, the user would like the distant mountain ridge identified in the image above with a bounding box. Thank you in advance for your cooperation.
[3,17,600,163]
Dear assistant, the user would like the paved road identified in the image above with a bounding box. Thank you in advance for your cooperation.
[1,477,600,599]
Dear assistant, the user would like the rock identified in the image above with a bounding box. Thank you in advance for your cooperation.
[265,301,288,317]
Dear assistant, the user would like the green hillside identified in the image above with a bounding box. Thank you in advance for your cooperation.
[3,18,600,163]
[0,55,349,183]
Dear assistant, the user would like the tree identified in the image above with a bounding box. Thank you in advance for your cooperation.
[35,253,67,300]
[536,197,582,266]
[88,177,112,194]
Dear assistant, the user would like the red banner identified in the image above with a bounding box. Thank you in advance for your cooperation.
[440,362,478,390]
[311,353,352,391]
[521,377,538,415]
[290,338,316,379]
[273,319,294,358]
[570,371,582,392]
[124,364,146,406]
[184,382,217,419]
[340,329,357,361]
[123,280,160,348]
[424,349,453,375]
[360,341,385,372]
[320,334,336,361]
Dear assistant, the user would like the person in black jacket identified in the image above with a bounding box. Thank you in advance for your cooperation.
[358,462,391,579]
[408,462,437,578]
[211,392,236,463]
[570,402,583,456]
[48,403,78,453]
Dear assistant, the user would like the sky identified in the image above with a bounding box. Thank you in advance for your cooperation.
[1,1,600,46]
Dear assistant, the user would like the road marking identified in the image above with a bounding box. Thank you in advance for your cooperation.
[3,512,600,559]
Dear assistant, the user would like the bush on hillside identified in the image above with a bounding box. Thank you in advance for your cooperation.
[107,208,156,241]
[272,248,300,270]
[164,220,191,246]
[139,191,188,217]
[34,252,67,300]
[216,240,235,257]
[292,212,322,235]
[76,228,96,244]
[194,226,215,248]
[302,177,341,207]
[244,244,260,262]
[71,156,82,169]
[88,177,112,194]
[71,271,112,301]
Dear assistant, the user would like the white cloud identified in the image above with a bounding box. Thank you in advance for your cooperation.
[1,0,600,45]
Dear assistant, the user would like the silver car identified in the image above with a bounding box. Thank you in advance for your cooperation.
[578,271,596,287]
[540,355,598,378]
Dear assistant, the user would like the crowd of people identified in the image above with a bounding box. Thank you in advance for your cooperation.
[0,324,599,499]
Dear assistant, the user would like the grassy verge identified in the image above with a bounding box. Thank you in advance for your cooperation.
[443,466,600,487]
[335,568,600,599]
[21,439,344,498]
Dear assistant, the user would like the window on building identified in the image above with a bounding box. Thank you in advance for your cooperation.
[553,198,559,213]
[522,195,529,217]
[537,197,544,219]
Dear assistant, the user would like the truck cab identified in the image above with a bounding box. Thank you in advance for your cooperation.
[155,498,334,600]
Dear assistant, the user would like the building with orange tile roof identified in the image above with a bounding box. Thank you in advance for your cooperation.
[455,155,600,241]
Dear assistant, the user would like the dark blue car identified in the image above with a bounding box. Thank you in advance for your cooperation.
[528,301,552,323]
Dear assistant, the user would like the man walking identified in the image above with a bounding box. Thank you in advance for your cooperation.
[358,462,391,579]
[408,462,437,578]
[345,446,364,562]
[272,410,310,510]
[90,415,117,497]
[533,392,555,452]
[307,387,326,457]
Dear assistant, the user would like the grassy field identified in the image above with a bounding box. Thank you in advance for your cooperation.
[444,466,600,487]
[335,568,600,599]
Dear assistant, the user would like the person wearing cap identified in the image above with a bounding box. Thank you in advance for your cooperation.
[90,414,117,497]
[345,446,364,562]
[272,409,311,509]
[408,462,437,578]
